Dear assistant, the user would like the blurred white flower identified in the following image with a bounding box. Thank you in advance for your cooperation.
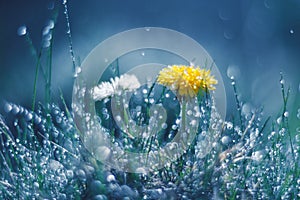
[92,74,141,101]
[92,81,115,101]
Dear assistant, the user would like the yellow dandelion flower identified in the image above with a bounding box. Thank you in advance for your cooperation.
[157,65,218,98]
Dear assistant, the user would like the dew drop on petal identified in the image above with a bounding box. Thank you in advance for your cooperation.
[17,25,27,36]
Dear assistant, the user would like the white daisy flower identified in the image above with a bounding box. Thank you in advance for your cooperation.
[92,74,141,101]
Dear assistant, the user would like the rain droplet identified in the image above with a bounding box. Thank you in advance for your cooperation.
[42,27,50,36]
[221,136,230,145]
[106,174,116,182]
[276,117,282,124]
[17,25,27,36]
[161,123,168,129]
[43,40,51,48]
[187,110,193,116]
[75,66,81,74]
[142,89,148,94]
[226,122,233,130]
[224,30,234,40]
[115,115,121,122]
[4,103,12,113]
[165,93,170,98]
[283,111,289,118]
[47,20,55,29]
[227,65,240,79]
[280,79,285,85]
[12,105,20,115]
[141,52,145,56]
[290,29,294,34]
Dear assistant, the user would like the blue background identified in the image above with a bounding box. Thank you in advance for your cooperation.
[0,0,299,117]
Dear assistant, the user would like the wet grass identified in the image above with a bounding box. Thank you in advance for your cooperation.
[0,1,299,199]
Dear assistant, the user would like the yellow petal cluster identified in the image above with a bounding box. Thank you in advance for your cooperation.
[157,65,218,98]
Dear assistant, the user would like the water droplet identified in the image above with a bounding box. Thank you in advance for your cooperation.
[187,110,193,116]
[165,93,170,98]
[43,40,51,48]
[76,169,86,181]
[62,0,67,5]
[251,151,264,161]
[296,127,300,133]
[142,89,148,94]
[224,30,234,40]
[42,27,50,36]
[35,116,42,124]
[4,103,12,113]
[226,122,233,130]
[25,112,33,121]
[190,120,197,127]
[280,79,285,85]
[227,65,240,79]
[115,115,121,122]
[17,25,27,36]
[106,174,116,182]
[75,66,81,74]
[145,27,151,32]
[221,136,230,145]
[283,111,289,118]
[276,117,282,124]
[290,29,294,34]
[141,52,145,56]
[161,123,168,129]
[47,20,55,29]
[12,105,20,115]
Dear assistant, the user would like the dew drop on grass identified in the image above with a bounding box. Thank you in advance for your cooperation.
[227,65,240,79]
[43,40,51,48]
[47,20,55,29]
[161,123,168,129]
[17,25,27,36]
[4,103,12,113]
[221,136,230,145]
